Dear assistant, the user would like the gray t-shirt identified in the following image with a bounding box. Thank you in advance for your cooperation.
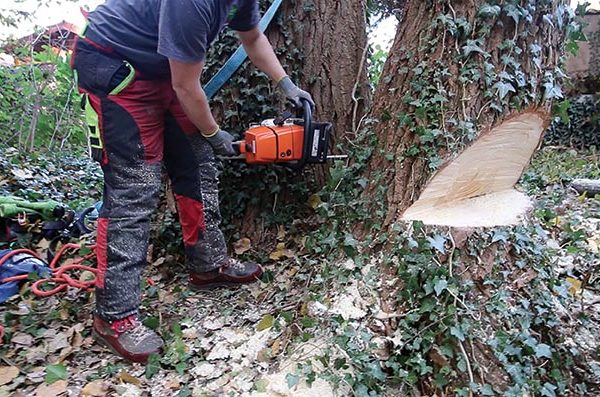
[85,0,260,78]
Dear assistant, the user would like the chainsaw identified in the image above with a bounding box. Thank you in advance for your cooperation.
[232,99,344,168]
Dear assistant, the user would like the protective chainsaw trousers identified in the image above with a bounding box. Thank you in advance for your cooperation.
[72,38,228,321]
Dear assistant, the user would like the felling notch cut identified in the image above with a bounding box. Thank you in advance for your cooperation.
[402,111,549,228]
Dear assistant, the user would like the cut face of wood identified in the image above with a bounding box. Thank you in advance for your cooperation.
[403,189,533,227]
[403,112,546,227]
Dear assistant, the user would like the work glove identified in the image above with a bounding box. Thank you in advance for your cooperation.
[277,76,315,109]
[203,129,238,157]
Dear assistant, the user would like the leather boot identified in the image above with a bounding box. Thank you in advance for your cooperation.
[190,258,263,290]
[92,314,163,363]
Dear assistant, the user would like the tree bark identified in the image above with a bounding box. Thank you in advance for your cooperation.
[356,2,576,393]
[207,0,370,243]
[268,0,371,181]
[571,178,600,196]
[363,0,571,230]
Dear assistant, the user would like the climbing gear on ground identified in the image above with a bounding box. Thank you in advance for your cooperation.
[0,243,97,301]
[0,196,64,220]
[92,314,164,363]
[0,196,98,243]
[0,249,50,303]
[189,258,263,290]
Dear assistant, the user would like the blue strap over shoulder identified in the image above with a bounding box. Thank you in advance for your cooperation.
[204,0,284,100]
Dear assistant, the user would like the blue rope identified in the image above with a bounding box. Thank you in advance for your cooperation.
[204,0,284,100]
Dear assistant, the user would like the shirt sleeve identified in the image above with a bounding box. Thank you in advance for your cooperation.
[157,0,212,63]
[229,0,260,32]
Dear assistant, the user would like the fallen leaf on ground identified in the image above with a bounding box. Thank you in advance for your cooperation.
[233,238,252,255]
[45,363,67,384]
[566,277,582,296]
[0,366,19,386]
[271,338,282,356]
[82,379,108,396]
[11,333,33,346]
[513,269,538,290]
[308,194,322,209]
[269,243,295,261]
[35,379,67,397]
[276,226,286,241]
[79,270,96,282]
[256,314,274,332]
[11,168,34,179]
[47,332,70,353]
[117,370,142,386]
[588,237,599,253]
[164,377,180,389]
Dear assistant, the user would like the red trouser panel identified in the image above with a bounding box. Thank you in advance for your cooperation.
[87,80,171,165]
[95,218,109,288]
[175,195,207,246]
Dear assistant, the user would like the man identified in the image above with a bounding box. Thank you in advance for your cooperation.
[71,0,314,363]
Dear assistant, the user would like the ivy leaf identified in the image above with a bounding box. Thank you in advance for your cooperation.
[504,4,521,24]
[543,79,563,100]
[45,363,67,384]
[145,353,161,379]
[529,43,542,55]
[535,343,553,358]
[427,234,446,253]
[494,81,516,100]
[143,316,159,330]
[478,4,501,17]
[255,379,268,392]
[543,14,555,27]
[541,382,557,397]
[343,233,358,249]
[462,40,487,56]
[434,278,448,296]
[492,229,509,243]
[450,326,465,342]
[286,373,300,389]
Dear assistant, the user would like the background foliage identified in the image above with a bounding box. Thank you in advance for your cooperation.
[0,46,85,152]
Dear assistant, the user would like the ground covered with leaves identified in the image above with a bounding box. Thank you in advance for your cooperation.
[0,143,598,396]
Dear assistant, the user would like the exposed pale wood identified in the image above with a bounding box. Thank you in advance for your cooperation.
[403,112,547,227]
[571,179,600,196]
[403,189,533,227]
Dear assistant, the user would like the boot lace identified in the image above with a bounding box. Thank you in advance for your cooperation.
[111,315,153,342]
[221,258,246,272]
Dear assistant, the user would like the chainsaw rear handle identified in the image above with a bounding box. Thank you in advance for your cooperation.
[291,98,313,170]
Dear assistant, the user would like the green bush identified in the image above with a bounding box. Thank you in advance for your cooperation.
[545,95,599,149]
[0,46,86,152]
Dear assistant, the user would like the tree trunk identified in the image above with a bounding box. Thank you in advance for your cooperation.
[352,1,577,393]
[206,0,370,244]
[363,0,570,230]
[267,0,371,185]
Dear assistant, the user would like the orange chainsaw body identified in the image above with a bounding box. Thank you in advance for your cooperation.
[235,100,332,168]
[238,124,306,164]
